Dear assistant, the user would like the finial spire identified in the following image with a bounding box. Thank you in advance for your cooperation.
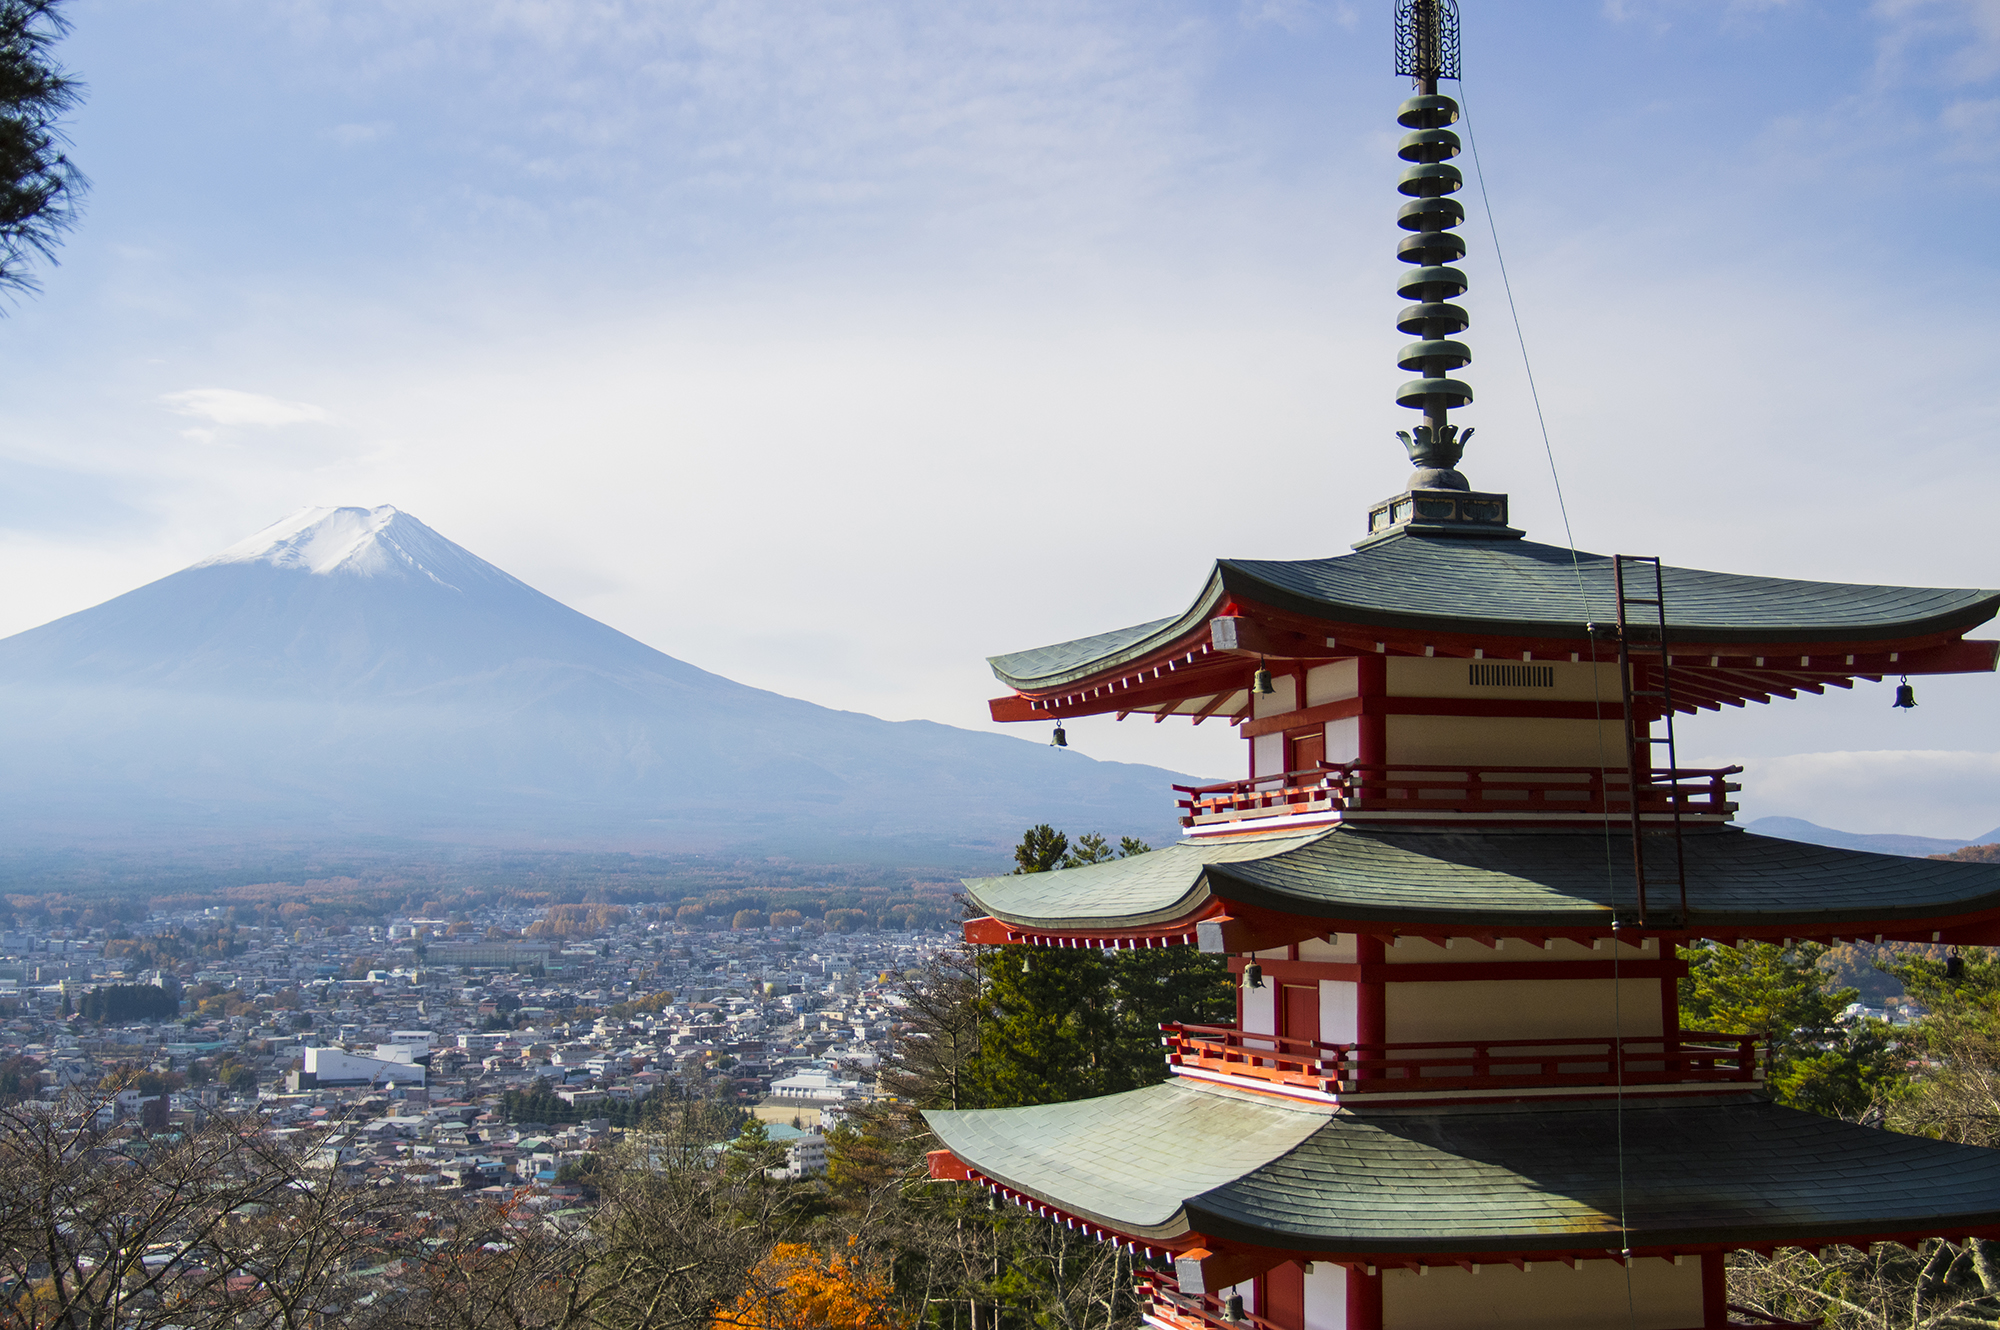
[1362,1,1516,544]
[1391,0,1472,490]
[1394,0,1461,92]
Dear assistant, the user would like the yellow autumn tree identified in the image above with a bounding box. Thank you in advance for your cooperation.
[711,1240,908,1330]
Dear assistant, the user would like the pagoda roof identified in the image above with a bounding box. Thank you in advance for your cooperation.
[925,1082,2000,1253]
[989,533,1999,693]
[961,826,2000,944]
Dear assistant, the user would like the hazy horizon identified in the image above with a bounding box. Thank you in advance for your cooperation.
[2,2,1997,836]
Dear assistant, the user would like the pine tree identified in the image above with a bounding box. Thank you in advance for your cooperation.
[949,827,1236,1108]
[0,0,84,300]
[1679,940,1903,1119]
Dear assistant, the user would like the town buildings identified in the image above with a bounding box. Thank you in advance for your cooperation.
[0,899,944,1195]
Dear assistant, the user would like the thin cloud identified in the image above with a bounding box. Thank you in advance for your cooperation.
[323,121,395,146]
[160,389,330,428]
[1740,749,2000,840]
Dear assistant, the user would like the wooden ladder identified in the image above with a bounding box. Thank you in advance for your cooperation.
[1613,554,1688,925]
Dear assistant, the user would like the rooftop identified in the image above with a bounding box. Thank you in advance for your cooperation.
[961,824,2000,944]
[926,1081,2000,1255]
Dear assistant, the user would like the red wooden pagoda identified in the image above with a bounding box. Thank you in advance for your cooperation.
[922,4,2000,1328]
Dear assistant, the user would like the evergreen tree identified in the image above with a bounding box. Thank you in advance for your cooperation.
[944,827,1236,1109]
[0,0,84,299]
[1679,940,1904,1120]
[969,945,1118,1107]
[1011,824,1068,875]
[723,1119,790,1181]
[1879,947,2000,1146]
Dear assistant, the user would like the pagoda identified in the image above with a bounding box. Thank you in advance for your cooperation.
[920,4,2000,1328]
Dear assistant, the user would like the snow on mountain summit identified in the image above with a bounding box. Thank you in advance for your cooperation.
[0,502,1193,860]
[197,505,476,587]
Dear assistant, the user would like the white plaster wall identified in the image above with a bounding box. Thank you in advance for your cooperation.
[1252,732,1286,779]
[1324,716,1360,764]
[1298,935,1359,963]
[1305,660,1359,707]
[1384,937,1655,966]
[1387,656,1623,701]
[1386,715,1625,768]
[1241,981,1276,1037]
[1385,979,1664,1043]
[1304,1262,1347,1330]
[1252,674,1300,720]
[1319,981,1358,1044]
[1383,1258,1700,1330]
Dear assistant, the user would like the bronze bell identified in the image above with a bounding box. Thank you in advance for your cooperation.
[1254,666,1275,696]
[1051,724,1068,747]
[1893,678,1918,710]
[1947,953,1965,980]
[1243,962,1264,990]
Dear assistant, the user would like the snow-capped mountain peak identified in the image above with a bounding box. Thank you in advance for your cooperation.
[197,505,462,586]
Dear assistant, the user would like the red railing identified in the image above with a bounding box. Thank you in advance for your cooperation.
[1139,1269,1818,1329]
[1137,1270,1287,1330]
[1174,762,1741,828]
[1162,1023,1760,1095]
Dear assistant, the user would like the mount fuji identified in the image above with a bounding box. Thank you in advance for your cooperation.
[0,507,1192,868]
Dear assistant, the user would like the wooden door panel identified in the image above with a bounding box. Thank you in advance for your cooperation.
[1261,1262,1305,1330]
[1281,984,1319,1044]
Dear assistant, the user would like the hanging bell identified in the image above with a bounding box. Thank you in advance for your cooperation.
[1051,723,1068,747]
[1224,1295,1246,1323]
[1242,961,1264,990]
[1947,952,1965,980]
[1892,677,1918,710]
[1254,666,1275,696]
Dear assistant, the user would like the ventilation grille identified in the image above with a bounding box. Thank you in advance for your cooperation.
[1469,663,1554,688]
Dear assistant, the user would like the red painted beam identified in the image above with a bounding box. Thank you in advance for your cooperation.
[971,903,2000,952]
[1239,694,1629,739]
[927,1149,974,1182]
[991,640,1998,725]
[1226,955,1691,983]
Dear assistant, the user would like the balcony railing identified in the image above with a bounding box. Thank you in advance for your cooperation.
[1162,1022,1760,1096]
[1138,1270,1818,1329]
[1174,762,1742,830]
[1137,1270,1289,1330]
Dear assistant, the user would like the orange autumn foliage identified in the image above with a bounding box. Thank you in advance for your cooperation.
[711,1241,908,1330]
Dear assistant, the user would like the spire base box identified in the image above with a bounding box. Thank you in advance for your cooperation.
[1359,486,1519,545]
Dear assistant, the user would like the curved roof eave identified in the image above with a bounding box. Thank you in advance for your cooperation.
[960,831,1334,931]
[983,537,2000,693]
[930,1084,2000,1256]
[961,827,2000,936]
[988,567,1228,693]
[1218,560,2000,648]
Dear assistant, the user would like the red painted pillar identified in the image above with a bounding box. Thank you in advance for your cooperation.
[1346,1263,1383,1330]
[1356,935,1385,1080]
[1701,1252,1726,1327]
[1357,654,1388,770]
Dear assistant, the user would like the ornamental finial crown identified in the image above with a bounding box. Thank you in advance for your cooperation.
[1396,424,1474,490]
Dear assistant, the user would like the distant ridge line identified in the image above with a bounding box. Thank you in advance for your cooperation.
[1746,815,2000,860]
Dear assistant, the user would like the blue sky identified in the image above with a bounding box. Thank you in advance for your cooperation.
[4,0,1999,836]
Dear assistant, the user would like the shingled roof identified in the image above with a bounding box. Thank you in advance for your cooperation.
[989,535,2000,692]
[926,1082,2000,1253]
[962,825,2000,940]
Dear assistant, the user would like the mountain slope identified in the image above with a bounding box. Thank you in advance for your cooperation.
[0,507,1198,866]
[1742,816,1992,859]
